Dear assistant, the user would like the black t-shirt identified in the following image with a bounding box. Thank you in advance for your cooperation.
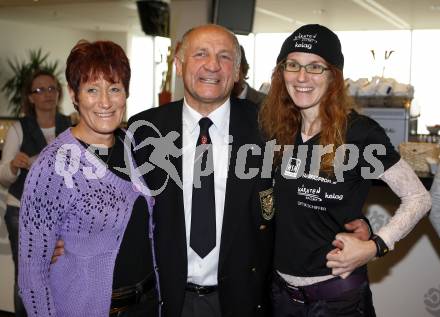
[274,111,400,277]
[78,129,153,288]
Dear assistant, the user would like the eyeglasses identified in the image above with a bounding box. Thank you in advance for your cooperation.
[31,86,59,95]
[283,60,329,74]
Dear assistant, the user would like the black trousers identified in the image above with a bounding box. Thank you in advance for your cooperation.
[4,205,27,317]
[109,287,157,317]
[181,290,222,317]
[271,277,376,317]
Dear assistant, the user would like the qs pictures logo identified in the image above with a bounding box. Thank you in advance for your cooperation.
[425,284,440,317]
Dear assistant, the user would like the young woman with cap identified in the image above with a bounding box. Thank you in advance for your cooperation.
[260,24,431,316]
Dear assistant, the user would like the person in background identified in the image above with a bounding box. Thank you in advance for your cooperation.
[260,24,431,316]
[18,40,157,316]
[232,45,266,107]
[0,69,71,317]
[430,164,440,237]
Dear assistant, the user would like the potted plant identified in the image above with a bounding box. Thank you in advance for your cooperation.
[1,48,61,117]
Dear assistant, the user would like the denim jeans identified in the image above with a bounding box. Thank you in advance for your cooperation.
[4,205,27,317]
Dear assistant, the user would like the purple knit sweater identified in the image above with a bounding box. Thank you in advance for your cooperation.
[18,129,154,317]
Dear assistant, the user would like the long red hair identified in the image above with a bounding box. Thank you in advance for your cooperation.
[259,61,354,173]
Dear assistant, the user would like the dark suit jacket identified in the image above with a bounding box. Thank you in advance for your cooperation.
[128,98,274,317]
[245,83,266,108]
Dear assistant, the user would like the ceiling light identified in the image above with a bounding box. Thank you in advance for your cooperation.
[255,7,304,26]
[352,0,410,29]
[313,9,326,15]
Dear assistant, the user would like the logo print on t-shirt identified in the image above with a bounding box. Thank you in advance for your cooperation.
[298,185,322,202]
[284,157,301,178]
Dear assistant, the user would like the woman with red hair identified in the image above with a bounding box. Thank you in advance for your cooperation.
[260,24,431,316]
[18,40,158,316]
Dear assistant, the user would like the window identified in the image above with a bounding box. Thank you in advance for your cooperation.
[241,30,436,134]
[127,35,154,120]
[127,34,170,119]
[410,30,440,132]
[337,30,411,84]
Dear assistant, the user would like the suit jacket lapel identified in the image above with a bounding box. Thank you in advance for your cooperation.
[219,99,247,270]
[167,101,186,263]
[147,101,186,274]
[175,103,184,224]
[165,100,186,233]
[166,101,183,198]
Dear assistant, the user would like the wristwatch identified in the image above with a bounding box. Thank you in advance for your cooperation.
[371,234,389,257]
[360,217,373,239]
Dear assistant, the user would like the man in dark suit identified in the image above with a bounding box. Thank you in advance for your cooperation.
[128,24,274,317]
[232,46,266,108]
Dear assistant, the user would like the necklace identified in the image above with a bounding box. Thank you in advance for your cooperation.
[90,143,115,165]
[77,136,116,166]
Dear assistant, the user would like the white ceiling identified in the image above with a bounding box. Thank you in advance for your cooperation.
[1,0,440,33]
[253,0,440,32]
[0,0,141,32]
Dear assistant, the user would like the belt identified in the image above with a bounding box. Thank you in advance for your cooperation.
[274,272,368,304]
[185,282,218,296]
[110,274,155,314]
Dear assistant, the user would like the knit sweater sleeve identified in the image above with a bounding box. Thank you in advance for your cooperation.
[0,122,23,187]
[377,158,432,250]
[18,143,74,316]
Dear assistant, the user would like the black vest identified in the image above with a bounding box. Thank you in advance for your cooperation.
[8,113,71,201]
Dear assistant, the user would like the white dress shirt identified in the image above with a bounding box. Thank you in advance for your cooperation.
[182,98,230,286]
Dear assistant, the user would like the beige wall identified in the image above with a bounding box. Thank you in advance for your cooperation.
[169,0,211,101]
[0,19,128,118]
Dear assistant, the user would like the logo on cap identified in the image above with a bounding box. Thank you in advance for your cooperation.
[293,32,318,50]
